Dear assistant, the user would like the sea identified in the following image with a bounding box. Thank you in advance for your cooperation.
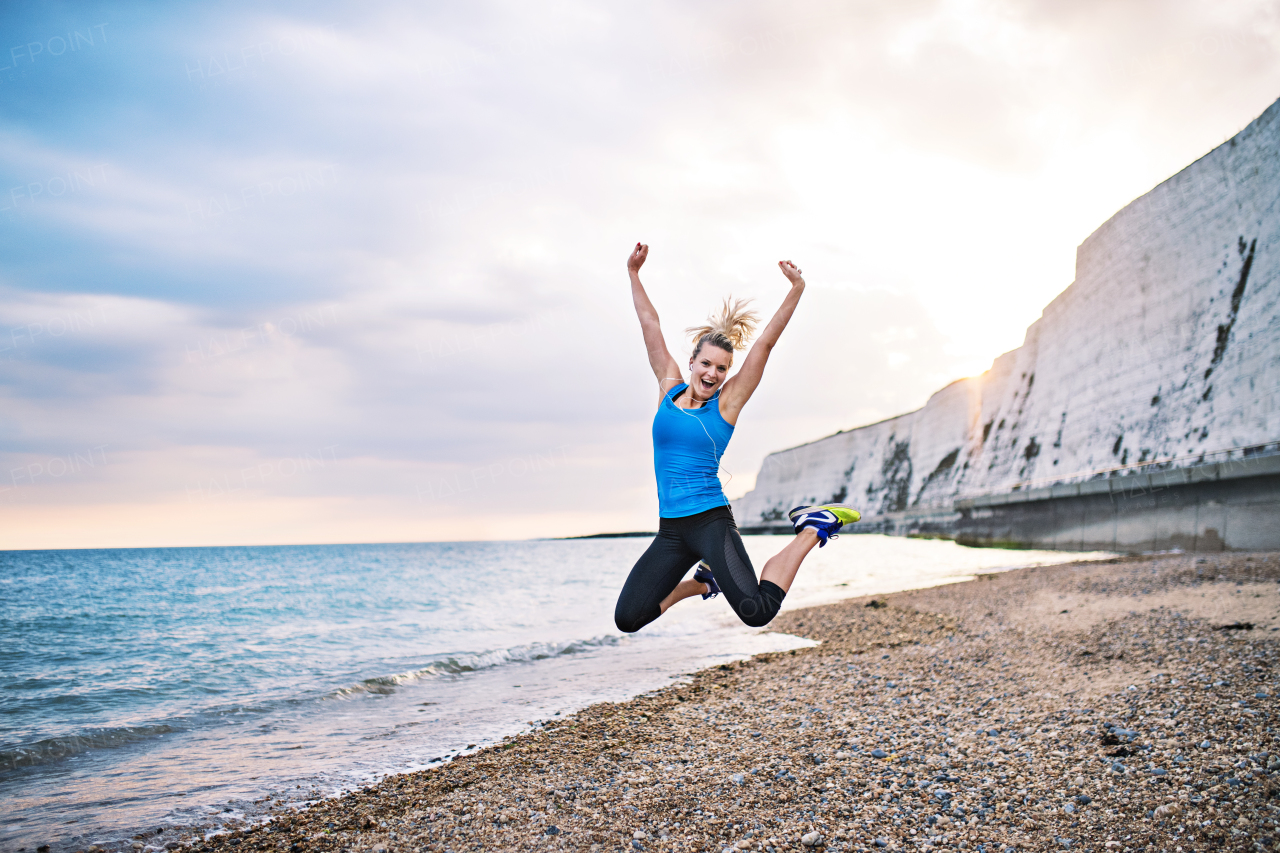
[0,535,1112,852]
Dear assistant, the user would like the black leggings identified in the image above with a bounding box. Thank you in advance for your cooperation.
[614,506,786,632]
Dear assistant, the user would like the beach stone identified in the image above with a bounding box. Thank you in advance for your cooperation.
[163,552,1280,853]
[731,773,745,785]
[871,749,889,759]
[801,830,823,846]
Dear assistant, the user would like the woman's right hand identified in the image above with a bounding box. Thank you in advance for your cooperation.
[628,242,649,273]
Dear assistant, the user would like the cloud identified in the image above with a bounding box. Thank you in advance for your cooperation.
[0,0,1276,546]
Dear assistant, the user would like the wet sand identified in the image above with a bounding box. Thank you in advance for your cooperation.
[117,552,1278,853]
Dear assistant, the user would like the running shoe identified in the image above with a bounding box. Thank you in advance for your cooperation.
[692,561,721,599]
[787,504,861,548]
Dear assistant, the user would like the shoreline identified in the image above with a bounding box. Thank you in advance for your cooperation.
[109,552,1277,852]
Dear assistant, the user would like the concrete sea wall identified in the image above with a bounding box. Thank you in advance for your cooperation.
[732,97,1280,551]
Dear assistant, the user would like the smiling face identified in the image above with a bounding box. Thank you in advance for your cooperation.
[688,340,733,398]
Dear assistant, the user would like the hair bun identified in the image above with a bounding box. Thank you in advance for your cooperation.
[685,296,759,356]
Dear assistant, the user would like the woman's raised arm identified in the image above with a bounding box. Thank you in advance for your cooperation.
[628,242,683,397]
[719,260,805,421]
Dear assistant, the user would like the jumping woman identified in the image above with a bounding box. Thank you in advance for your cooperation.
[614,242,860,633]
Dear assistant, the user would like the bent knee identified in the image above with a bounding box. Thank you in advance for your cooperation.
[738,610,776,628]
[614,606,647,634]
[734,600,778,628]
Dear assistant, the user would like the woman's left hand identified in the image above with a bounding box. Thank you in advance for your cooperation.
[778,259,805,286]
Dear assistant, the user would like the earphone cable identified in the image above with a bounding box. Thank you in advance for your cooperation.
[658,377,734,503]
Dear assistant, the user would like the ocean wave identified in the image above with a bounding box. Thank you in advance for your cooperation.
[0,724,178,771]
[328,634,623,698]
[1,635,626,771]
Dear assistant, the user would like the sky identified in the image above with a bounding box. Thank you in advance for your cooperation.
[1,0,1277,549]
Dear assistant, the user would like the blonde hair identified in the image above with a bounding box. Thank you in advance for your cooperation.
[685,296,759,360]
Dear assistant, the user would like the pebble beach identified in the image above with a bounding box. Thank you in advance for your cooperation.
[110,552,1278,853]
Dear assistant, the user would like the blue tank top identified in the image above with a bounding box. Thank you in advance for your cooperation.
[652,382,735,518]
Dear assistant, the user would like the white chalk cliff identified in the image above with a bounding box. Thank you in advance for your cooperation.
[733,97,1280,527]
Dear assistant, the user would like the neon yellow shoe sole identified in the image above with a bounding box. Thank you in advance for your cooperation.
[789,504,861,525]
